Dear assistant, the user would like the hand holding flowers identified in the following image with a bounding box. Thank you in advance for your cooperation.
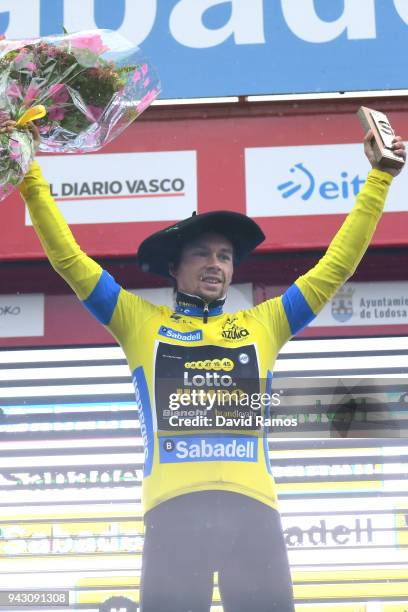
[0,29,161,201]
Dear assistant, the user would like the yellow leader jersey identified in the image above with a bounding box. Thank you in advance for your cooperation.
[19,162,392,514]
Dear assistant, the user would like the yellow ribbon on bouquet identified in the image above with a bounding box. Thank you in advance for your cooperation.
[16,105,46,127]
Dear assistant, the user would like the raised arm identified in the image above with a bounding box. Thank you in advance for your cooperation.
[250,131,406,347]
[282,169,389,333]
[281,132,406,337]
[16,153,135,345]
[19,160,106,303]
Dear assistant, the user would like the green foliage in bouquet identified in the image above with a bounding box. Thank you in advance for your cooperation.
[0,123,33,198]
[0,33,137,135]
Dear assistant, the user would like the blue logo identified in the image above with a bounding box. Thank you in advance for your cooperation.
[277,164,365,201]
[160,436,257,463]
[158,326,203,342]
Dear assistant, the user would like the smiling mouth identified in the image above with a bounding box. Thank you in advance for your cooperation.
[200,277,222,285]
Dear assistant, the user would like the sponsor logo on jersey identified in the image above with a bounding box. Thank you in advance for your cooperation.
[184,358,234,371]
[160,436,257,463]
[132,367,154,477]
[183,371,235,387]
[158,326,203,342]
[221,317,250,340]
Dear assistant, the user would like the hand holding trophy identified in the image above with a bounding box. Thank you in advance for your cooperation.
[358,106,406,177]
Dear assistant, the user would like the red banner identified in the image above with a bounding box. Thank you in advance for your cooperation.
[1,108,407,261]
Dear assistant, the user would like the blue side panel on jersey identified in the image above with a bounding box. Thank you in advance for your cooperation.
[82,270,120,325]
[263,370,273,475]
[282,283,316,335]
[132,366,154,477]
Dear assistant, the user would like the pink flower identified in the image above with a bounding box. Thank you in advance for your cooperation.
[71,34,109,56]
[25,62,37,72]
[23,83,40,105]
[9,138,21,160]
[49,83,64,96]
[14,49,28,64]
[13,50,37,72]
[0,110,10,123]
[141,64,148,76]
[137,88,159,113]
[6,82,22,99]
[48,83,69,103]
[86,104,104,122]
[10,149,20,160]
[48,107,65,121]
[132,70,142,84]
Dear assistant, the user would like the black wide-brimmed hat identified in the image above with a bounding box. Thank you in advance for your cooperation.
[137,210,265,278]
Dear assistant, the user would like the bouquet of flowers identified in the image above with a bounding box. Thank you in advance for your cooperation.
[0,29,161,201]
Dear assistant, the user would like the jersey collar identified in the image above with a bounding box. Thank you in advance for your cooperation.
[175,291,225,322]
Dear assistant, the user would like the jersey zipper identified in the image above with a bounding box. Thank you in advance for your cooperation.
[203,304,209,324]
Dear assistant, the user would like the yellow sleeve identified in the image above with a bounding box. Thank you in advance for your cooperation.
[294,168,392,321]
[19,160,103,300]
[18,160,159,346]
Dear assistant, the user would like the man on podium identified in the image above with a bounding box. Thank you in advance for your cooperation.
[6,116,405,611]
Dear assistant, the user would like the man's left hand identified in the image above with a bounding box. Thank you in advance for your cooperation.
[364,129,406,177]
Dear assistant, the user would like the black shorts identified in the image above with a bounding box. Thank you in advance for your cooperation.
[140,490,295,612]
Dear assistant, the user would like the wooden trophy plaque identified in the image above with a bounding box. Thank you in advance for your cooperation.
[357,106,404,169]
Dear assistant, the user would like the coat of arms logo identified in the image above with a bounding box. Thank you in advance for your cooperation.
[331,285,354,323]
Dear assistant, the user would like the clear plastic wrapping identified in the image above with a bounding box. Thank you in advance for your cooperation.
[0,29,161,201]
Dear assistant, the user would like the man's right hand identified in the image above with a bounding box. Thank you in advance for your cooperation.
[0,119,16,135]
[0,118,41,153]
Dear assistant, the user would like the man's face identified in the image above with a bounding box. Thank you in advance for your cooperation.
[170,232,234,302]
